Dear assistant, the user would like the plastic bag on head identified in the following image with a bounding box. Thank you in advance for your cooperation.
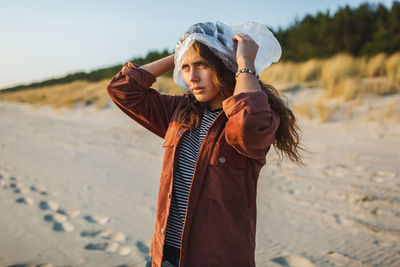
[173,21,282,90]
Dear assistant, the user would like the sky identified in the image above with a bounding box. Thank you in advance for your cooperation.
[0,0,395,89]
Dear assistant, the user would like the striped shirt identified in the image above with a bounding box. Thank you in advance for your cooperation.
[165,108,222,249]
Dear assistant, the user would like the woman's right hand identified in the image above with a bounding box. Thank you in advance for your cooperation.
[232,34,258,70]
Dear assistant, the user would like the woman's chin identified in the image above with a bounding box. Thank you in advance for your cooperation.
[193,95,209,103]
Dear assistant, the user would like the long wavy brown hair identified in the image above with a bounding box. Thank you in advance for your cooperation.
[176,41,305,165]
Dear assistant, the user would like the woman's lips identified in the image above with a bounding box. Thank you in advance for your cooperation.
[191,87,205,94]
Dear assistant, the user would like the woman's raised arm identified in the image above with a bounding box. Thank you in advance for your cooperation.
[222,34,280,161]
[140,54,175,77]
[106,54,184,139]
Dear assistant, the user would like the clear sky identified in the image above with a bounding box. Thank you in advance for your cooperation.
[0,0,395,89]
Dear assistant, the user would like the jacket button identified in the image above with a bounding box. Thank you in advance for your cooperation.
[178,130,184,135]
[161,228,165,234]
[168,193,171,199]
[219,157,226,163]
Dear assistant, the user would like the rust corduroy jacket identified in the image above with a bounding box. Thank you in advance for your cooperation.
[106,62,280,267]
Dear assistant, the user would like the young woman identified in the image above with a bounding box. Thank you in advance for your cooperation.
[107,22,302,267]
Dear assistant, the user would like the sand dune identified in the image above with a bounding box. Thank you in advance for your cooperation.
[0,94,399,266]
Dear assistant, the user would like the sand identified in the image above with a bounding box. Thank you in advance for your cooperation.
[0,93,399,266]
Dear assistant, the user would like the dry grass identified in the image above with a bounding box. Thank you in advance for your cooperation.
[0,76,186,110]
[321,54,363,98]
[366,53,387,77]
[1,52,399,111]
[346,95,363,119]
[315,96,331,123]
[152,76,186,95]
[261,52,400,101]
[341,78,360,101]
[292,102,314,120]
[299,59,323,82]
[386,53,400,91]
[260,61,300,89]
[384,99,398,119]
[361,97,400,123]
[0,80,111,110]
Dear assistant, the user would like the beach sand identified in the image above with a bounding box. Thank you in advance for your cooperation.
[0,93,399,266]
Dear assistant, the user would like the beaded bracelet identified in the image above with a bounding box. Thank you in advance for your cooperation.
[235,68,259,79]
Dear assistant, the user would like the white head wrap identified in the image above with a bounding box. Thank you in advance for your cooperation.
[173,21,282,90]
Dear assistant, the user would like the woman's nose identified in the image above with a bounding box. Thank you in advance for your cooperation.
[189,69,199,83]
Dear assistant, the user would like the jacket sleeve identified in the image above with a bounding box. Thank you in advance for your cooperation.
[106,62,185,139]
[222,90,280,160]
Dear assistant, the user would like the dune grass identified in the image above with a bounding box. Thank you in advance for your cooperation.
[0,52,398,117]
[0,76,185,110]
[261,52,400,100]
[0,80,111,110]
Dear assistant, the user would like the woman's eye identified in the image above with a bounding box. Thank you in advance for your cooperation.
[181,65,189,71]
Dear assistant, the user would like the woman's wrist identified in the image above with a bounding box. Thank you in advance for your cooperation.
[235,68,259,79]
[237,59,255,71]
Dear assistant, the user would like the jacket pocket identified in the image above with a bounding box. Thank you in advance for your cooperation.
[203,165,245,201]
[202,141,247,201]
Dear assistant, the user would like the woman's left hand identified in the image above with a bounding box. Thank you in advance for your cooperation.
[232,33,258,69]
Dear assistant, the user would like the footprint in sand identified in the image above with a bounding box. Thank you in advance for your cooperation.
[84,242,108,250]
[10,181,24,189]
[85,242,133,255]
[136,240,150,255]
[44,213,68,223]
[43,212,75,232]
[109,231,127,242]
[53,221,74,232]
[84,215,110,225]
[81,229,127,242]
[16,196,35,205]
[58,208,80,218]
[30,185,57,196]
[103,241,151,264]
[14,187,30,194]
[325,251,370,266]
[38,201,75,232]
[0,171,9,179]
[81,229,132,255]
[271,254,318,267]
[39,190,57,197]
[39,200,59,211]
[116,245,133,255]
[81,230,102,238]
[30,185,46,192]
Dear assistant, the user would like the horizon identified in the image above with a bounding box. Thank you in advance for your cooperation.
[0,0,395,90]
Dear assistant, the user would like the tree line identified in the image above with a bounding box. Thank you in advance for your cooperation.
[275,1,400,61]
[0,50,172,92]
[1,1,399,92]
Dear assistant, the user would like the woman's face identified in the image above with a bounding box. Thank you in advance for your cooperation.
[181,46,223,110]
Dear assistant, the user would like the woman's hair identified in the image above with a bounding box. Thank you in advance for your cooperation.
[176,41,304,165]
